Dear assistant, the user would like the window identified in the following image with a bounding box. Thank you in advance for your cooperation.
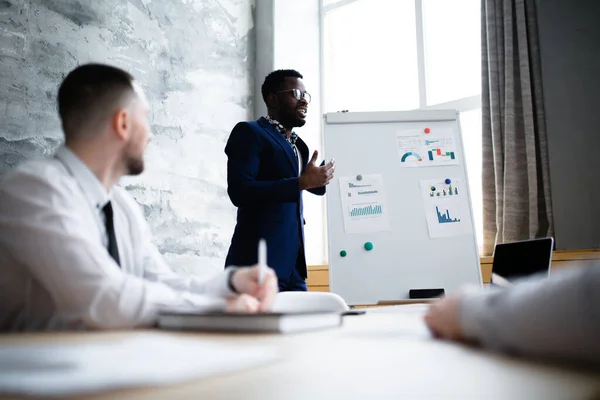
[323,0,419,112]
[321,0,483,249]
[422,0,481,105]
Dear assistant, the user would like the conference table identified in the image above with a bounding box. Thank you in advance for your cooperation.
[1,305,599,400]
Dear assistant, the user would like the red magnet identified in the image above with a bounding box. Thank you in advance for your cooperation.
[424,128,431,134]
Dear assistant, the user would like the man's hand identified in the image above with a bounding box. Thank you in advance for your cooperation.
[299,150,335,190]
[229,265,278,312]
[423,293,466,341]
[226,294,260,312]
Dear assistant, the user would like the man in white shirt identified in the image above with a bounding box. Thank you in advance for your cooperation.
[424,266,600,366]
[0,63,277,331]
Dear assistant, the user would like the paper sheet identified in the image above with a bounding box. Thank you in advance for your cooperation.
[341,311,431,339]
[0,333,279,397]
[420,178,473,238]
[338,174,391,234]
[396,127,459,167]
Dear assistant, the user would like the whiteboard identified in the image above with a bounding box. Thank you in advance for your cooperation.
[324,110,482,305]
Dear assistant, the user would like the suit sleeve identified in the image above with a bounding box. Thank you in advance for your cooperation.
[307,186,326,196]
[226,122,301,207]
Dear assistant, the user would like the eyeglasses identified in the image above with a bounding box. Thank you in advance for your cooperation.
[276,88,312,103]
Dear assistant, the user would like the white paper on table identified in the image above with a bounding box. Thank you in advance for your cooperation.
[341,310,431,338]
[0,333,280,397]
[338,174,391,234]
[396,127,459,167]
[419,178,473,238]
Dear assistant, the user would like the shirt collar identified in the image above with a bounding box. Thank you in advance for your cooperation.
[264,115,298,145]
[55,146,111,211]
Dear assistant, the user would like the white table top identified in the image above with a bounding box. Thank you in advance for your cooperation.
[1,305,598,400]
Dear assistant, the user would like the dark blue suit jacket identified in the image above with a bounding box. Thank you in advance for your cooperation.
[224,117,325,282]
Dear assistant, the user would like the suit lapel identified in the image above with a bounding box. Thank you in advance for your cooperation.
[257,117,298,174]
[295,136,309,174]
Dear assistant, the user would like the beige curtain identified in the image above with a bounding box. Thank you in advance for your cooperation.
[481,0,554,256]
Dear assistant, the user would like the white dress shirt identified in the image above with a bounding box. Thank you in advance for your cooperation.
[0,147,235,331]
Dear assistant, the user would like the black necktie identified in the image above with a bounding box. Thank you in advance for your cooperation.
[102,201,121,266]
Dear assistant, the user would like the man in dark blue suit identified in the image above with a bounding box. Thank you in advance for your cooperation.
[224,69,335,291]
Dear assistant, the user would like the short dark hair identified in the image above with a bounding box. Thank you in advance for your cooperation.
[261,69,303,104]
[58,63,135,139]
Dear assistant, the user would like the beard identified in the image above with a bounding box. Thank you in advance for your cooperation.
[294,116,307,127]
[281,108,306,128]
[123,145,145,176]
[126,155,144,176]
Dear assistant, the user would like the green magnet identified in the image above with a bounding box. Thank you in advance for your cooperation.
[340,250,347,257]
[364,242,374,251]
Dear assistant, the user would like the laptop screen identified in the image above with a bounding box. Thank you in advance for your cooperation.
[492,238,554,281]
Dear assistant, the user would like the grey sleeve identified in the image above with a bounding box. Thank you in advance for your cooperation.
[459,265,600,366]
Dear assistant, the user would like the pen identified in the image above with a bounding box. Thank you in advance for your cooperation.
[258,239,267,284]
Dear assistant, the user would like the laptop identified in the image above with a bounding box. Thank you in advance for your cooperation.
[491,237,554,284]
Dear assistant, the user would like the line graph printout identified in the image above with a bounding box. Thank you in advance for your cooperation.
[339,174,391,234]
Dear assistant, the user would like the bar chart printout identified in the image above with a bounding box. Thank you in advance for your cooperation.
[419,178,473,238]
[339,174,390,234]
[349,204,383,217]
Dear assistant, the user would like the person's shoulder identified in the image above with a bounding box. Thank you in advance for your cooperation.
[1,156,70,191]
[226,120,266,147]
[0,157,82,215]
[233,119,263,132]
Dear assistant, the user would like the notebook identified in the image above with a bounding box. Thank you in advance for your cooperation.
[158,311,343,334]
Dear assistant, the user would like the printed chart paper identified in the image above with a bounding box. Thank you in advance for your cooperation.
[420,178,473,238]
[339,174,390,234]
[396,127,459,167]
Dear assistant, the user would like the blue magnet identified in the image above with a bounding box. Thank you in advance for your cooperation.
[445,178,452,184]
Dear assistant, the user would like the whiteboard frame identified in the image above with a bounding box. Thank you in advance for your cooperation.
[325,109,459,124]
